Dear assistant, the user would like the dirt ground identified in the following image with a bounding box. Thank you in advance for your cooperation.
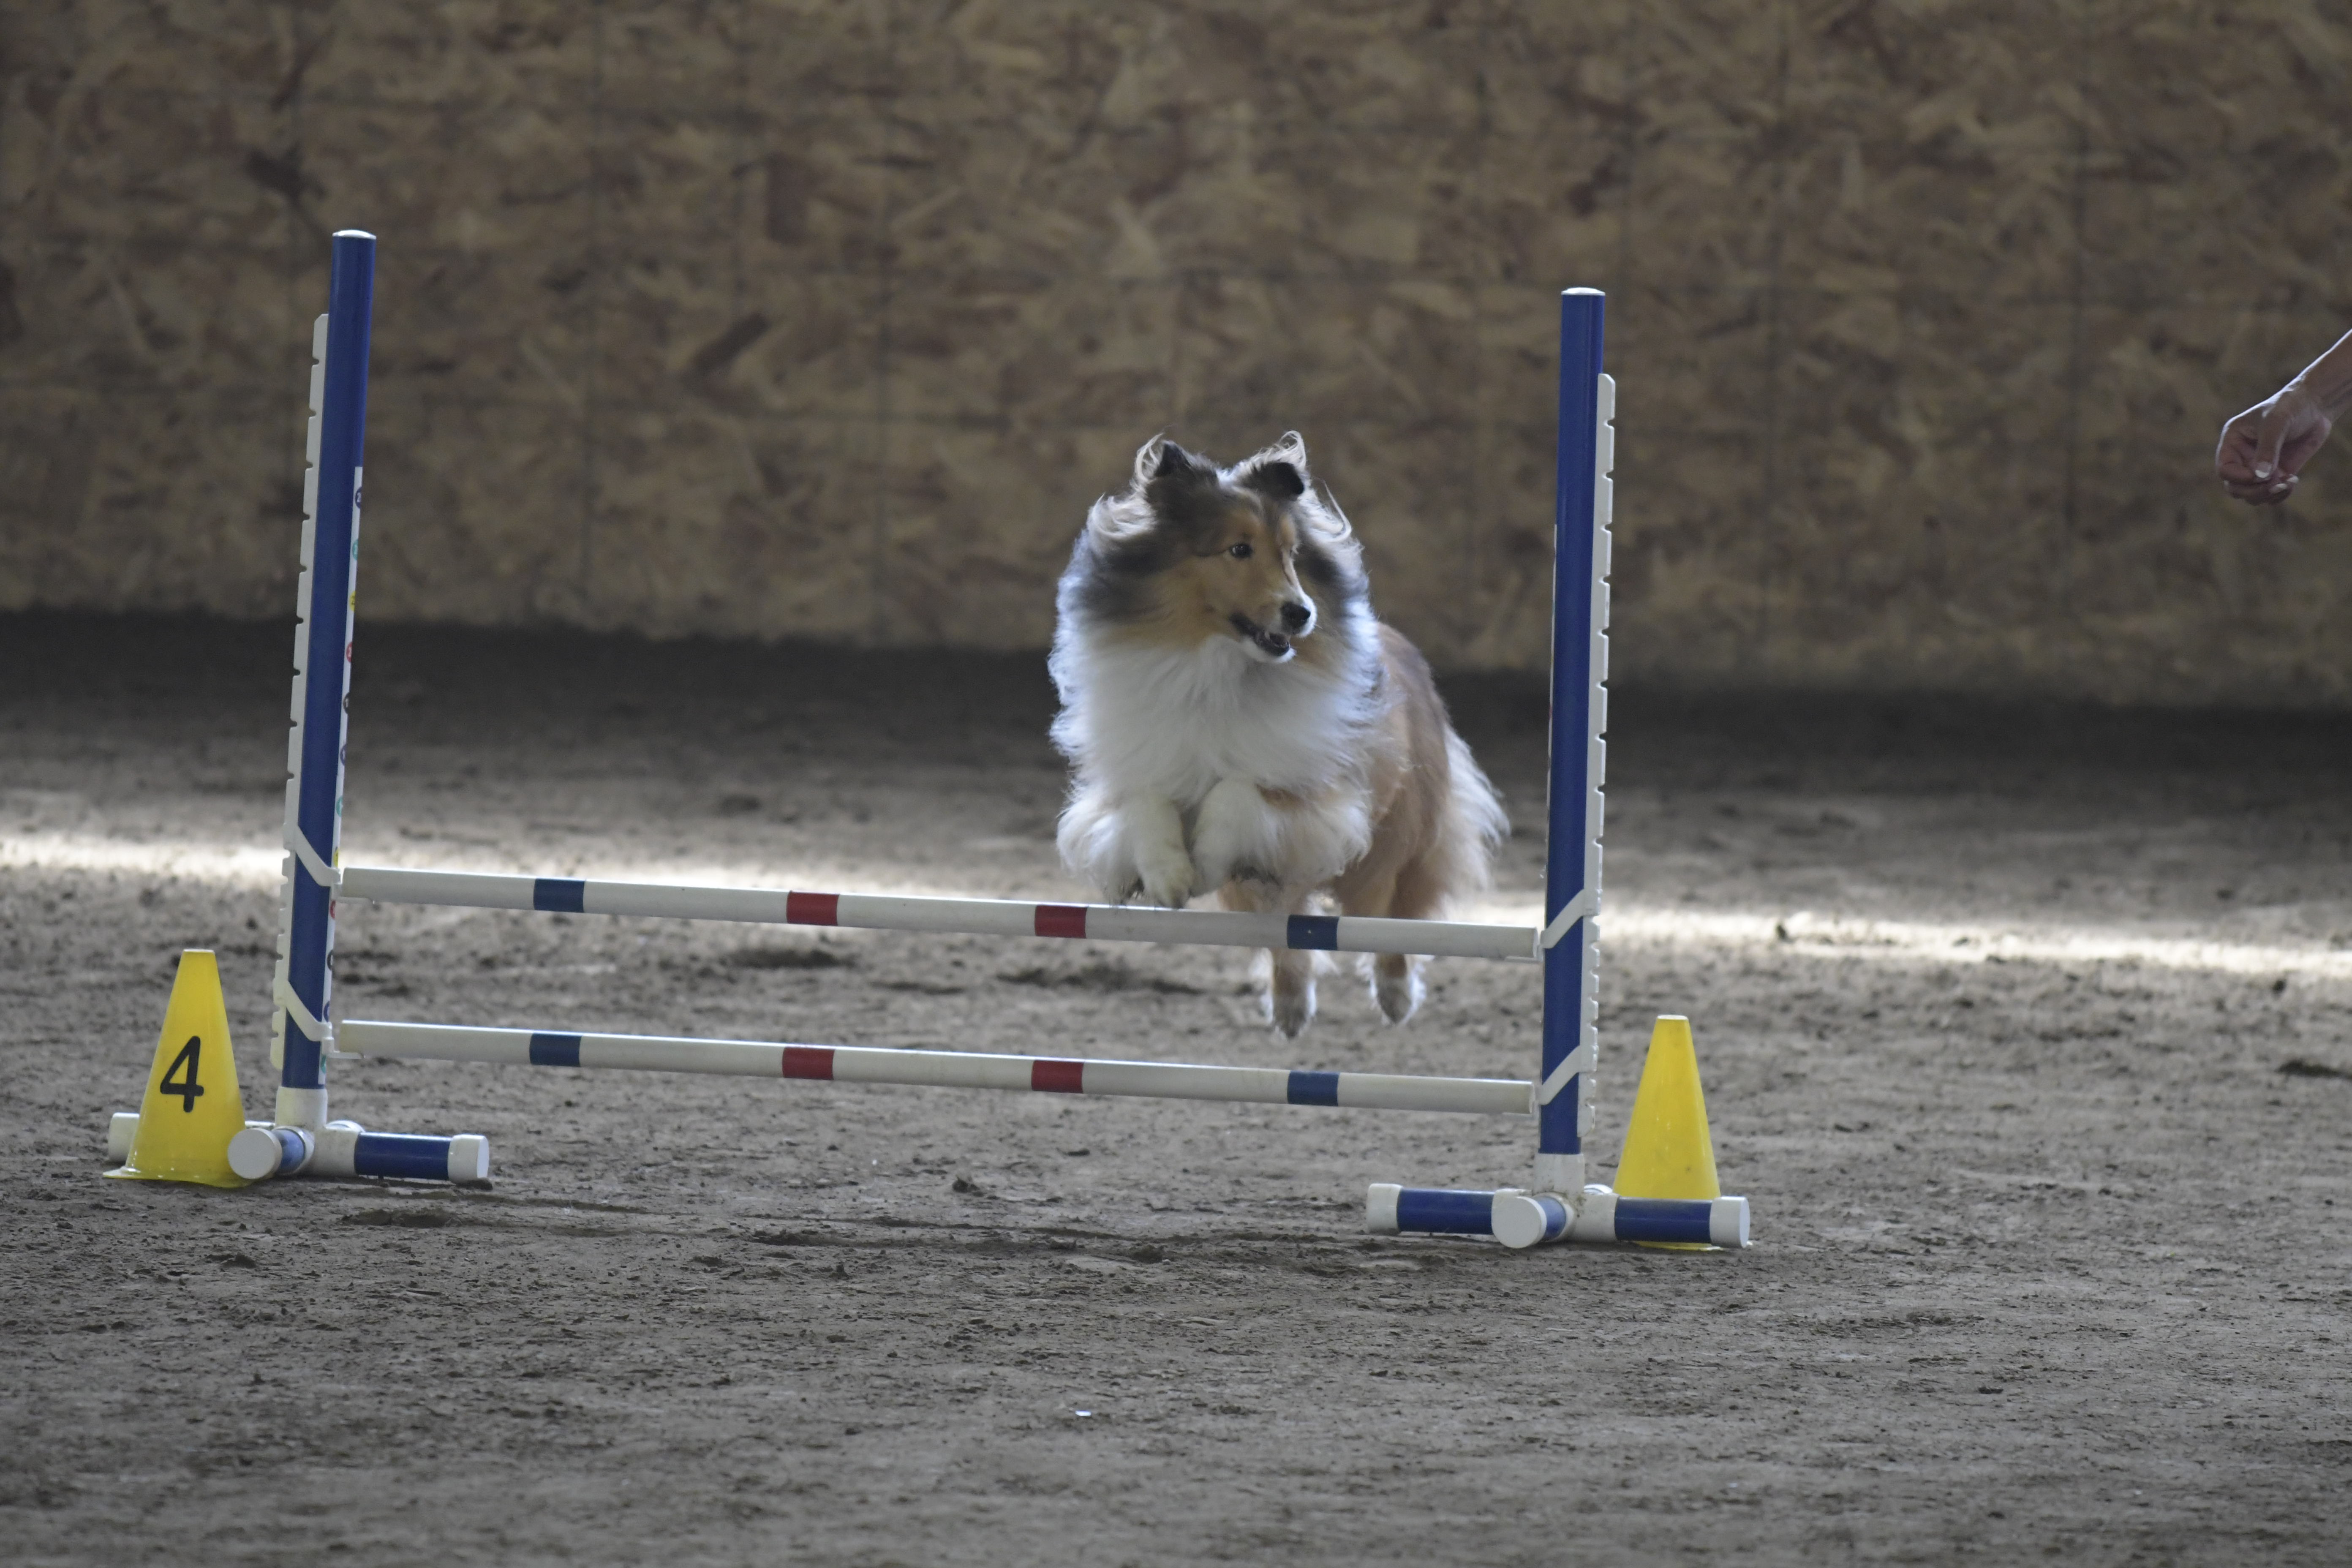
[5,610,2351,1567]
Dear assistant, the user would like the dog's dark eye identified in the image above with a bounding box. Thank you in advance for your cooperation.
[1227,542,1252,559]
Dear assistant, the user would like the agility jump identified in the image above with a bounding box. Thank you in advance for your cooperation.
[105,229,1749,1250]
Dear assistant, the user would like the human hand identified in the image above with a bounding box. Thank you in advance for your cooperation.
[2215,384,2332,505]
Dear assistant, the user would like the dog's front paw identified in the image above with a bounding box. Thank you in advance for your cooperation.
[1135,845,1195,909]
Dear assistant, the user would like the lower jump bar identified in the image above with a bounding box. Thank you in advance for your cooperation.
[340,1021,1536,1116]
[338,866,1540,962]
[1367,1184,1751,1250]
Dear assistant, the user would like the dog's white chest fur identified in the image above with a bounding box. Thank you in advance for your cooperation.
[1049,614,1385,905]
[1052,625,1377,806]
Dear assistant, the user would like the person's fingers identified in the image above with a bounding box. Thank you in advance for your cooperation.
[2222,473,2297,504]
[2216,406,2272,480]
[2218,391,2325,498]
[2222,463,2296,494]
[2251,405,2291,479]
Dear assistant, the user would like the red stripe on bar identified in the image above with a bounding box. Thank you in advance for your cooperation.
[781,1046,835,1080]
[1030,1059,1086,1094]
[1034,904,1088,939]
[785,891,839,926]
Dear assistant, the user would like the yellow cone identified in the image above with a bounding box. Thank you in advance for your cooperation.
[1614,1015,1718,1248]
[107,950,250,1188]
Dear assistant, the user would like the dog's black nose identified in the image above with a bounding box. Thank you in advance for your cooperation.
[1280,601,1312,631]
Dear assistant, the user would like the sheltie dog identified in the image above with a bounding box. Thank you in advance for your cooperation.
[1048,432,1508,1037]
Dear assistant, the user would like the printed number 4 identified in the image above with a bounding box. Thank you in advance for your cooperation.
[161,1037,204,1112]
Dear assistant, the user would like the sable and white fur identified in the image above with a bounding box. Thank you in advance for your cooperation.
[1049,432,1508,1037]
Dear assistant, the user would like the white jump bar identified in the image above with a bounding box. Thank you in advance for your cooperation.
[338,866,1541,962]
[341,1021,1537,1116]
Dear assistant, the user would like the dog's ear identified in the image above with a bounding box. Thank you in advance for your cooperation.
[1132,434,1202,492]
[1130,434,1164,487]
[1240,460,1305,501]
[1144,441,1214,506]
[1237,432,1310,501]
[1154,441,1204,481]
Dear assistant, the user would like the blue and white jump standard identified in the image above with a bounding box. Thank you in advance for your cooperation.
[1366,289,1745,1250]
[124,236,1746,1249]
[232,231,486,1185]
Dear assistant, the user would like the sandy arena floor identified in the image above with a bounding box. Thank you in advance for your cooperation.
[4,612,2351,1566]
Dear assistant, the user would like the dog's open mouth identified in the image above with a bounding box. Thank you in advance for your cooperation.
[1230,613,1294,661]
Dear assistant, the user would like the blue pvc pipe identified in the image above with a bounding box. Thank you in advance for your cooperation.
[1612,1198,1718,1246]
[1396,1187,1502,1235]
[282,231,375,1096]
[353,1132,457,1182]
[1391,1190,1716,1246]
[1541,290,1605,1163]
[1391,1188,1573,1245]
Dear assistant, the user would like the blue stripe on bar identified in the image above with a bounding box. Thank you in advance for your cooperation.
[351,1132,455,1181]
[528,1032,583,1067]
[1613,1198,1716,1246]
[533,877,586,912]
[1394,1187,1495,1235]
[1286,1070,1340,1106]
[1286,914,1339,950]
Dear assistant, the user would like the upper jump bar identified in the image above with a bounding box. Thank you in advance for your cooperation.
[338,866,1541,962]
[339,1021,1535,1116]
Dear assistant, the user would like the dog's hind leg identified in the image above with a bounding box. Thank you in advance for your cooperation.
[1220,877,1318,1038]
[1369,949,1425,1025]
[1345,864,1440,1025]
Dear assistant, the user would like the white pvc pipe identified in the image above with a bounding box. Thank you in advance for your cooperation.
[341,1020,1535,1116]
[338,866,1540,962]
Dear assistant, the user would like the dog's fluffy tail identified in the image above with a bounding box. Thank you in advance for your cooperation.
[1435,727,1510,899]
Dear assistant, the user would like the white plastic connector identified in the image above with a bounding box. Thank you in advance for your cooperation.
[1489,1190,1570,1250]
[227,1124,315,1181]
[447,1134,491,1183]
[1533,1152,1584,1197]
[274,1086,329,1132]
[309,1119,365,1178]
[1568,1185,1618,1243]
[106,1111,140,1165]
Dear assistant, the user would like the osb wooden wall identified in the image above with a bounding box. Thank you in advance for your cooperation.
[5,2,2351,703]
